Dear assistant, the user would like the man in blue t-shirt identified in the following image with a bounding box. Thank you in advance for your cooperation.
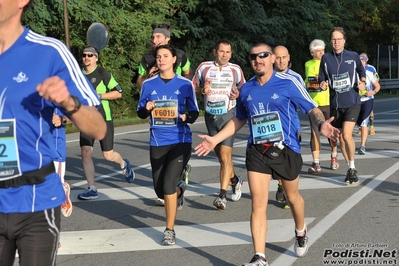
[195,43,340,266]
[0,1,106,265]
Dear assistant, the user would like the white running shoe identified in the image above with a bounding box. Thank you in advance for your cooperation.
[231,176,243,202]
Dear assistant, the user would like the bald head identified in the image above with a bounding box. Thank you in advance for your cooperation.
[273,45,290,73]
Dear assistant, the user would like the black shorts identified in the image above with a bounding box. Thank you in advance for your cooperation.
[205,108,235,147]
[245,144,303,181]
[80,120,114,151]
[150,143,191,198]
[330,104,361,129]
[0,207,60,266]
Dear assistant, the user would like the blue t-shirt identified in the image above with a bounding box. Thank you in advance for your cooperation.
[236,71,316,153]
[138,75,199,146]
[0,28,100,213]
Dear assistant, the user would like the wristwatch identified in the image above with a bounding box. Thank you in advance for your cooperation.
[62,96,81,116]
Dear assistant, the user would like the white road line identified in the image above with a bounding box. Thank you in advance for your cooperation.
[58,218,315,255]
[71,176,373,203]
[70,149,399,188]
[271,161,399,266]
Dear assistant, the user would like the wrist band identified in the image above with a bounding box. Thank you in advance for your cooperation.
[62,96,81,116]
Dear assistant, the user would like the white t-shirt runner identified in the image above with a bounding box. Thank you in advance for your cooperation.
[193,61,245,115]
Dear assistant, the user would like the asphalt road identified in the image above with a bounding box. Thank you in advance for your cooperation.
[25,97,399,266]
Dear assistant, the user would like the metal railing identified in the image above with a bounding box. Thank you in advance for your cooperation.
[379,79,399,90]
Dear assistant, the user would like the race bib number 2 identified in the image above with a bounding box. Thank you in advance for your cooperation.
[0,119,20,179]
[152,100,178,127]
[251,112,284,144]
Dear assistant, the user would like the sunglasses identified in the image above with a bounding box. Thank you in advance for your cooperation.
[249,52,271,60]
[82,54,95,58]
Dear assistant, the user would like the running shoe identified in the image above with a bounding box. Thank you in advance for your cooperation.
[358,146,366,155]
[213,196,227,210]
[346,168,359,185]
[330,156,339,170]
[156,198,164,206]
[275,184,285,203]
[295,229,309,257]
[77,187,98,200]
[123,159,135,183]
[162,229,176,246]
[242,254,269,266]
[284,203,291,210]
[177,180,186,210]
[61,182,73,217]
[357,128,361,135]
[180,164,191,185]
[370,126,375,135]
[308,162,321,174]
[231,175,243,202]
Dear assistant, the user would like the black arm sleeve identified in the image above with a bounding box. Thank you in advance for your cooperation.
[137,108,151,119]
[185,111,199,124]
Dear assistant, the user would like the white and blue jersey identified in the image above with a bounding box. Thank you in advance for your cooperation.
[360,68,378,102]
[319,49,366,109]
[236,71,317,153]
[138,75,199,146]
[0,27,100,213]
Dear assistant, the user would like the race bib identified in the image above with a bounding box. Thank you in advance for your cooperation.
[251,112,284,144]
[307,76,321,92]
[205,100,227,115]
[332,72,351,93]
[152,100,178,127]
[0,119,21,180]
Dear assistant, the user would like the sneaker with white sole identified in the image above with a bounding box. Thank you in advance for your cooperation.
[308,162,321,174]
[330,156,339,170]
[213,196,227,210]
[156,198,164,206]
[162,229,176,246]
[123,159,135,183]
[177,180,186,210]
[231,175,243,202]
[61,182,72,217]
[242,254,268,266]
[77,187,98,200]
[295,228,309,257]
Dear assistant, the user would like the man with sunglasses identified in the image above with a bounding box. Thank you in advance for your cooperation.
[194,43,340,266]
[78,46,135,200]
[193,39,245,210]
[0,1,106,264]
[319,27,366,185]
